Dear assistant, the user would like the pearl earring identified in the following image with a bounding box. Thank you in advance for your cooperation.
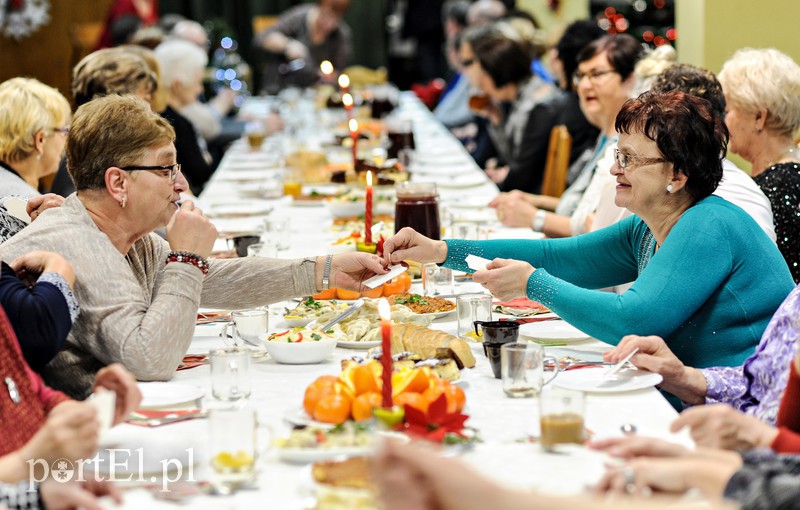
[666,184,674,193]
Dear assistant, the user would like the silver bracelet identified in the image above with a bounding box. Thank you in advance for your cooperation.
[322,254,333,290]
[531,209,547,232]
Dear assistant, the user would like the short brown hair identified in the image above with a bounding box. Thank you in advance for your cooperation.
[616,90,728,201]
[71,48,157,107]
[68,95,175,190]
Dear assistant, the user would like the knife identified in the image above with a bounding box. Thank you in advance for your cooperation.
[320,298,365,331]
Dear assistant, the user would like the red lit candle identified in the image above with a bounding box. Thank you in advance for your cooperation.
[342,92,354,122]
[320,60,334,82]
[338,73,350,93]
[348,118,358,172]
[365,170,373,245]
[378,299,393,408]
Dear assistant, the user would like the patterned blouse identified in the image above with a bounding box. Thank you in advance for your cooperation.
[725,449,800,509]
[702,283,800,424]
[755,162,800,282]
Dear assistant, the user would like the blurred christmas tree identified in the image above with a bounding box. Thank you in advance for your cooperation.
[204,18,252,108]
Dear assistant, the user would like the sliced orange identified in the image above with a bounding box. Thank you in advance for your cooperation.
[352,363,382,395]
[352,391,382,421]
[383,277,405,296]
[311,289,337,300]
[360,286,384,299]
[336,288,362,300]
[392,367,431,397]
[394,392,429,414]
[422,383,464,414]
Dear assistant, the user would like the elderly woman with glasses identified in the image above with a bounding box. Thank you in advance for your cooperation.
[0,94,387,399]
[384,90,794,380]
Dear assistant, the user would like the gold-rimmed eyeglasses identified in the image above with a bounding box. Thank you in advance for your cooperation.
[613,148,667,170]
[120,163,182,182]
[51,126,69,135]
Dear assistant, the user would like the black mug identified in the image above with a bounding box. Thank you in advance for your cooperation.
[474,321,520,345]
[233,235,261,258]
[484,342,503,379]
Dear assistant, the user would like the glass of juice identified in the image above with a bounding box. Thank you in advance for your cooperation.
[394,182,440,240]
[539,389,585,452]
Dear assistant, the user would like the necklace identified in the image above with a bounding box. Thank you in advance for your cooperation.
[767,146,799,169]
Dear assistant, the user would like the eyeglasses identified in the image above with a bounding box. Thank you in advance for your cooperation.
[613,148,667,169]
[572,68,618,87]
[460,58,475,68]
[51,126,69,135]
[120,163,182,182]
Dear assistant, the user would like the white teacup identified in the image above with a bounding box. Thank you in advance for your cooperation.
[222,309,268,347]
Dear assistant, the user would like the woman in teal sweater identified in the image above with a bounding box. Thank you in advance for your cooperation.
[384,91,794,370]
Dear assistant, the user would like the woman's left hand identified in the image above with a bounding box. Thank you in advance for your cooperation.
[328,252,389,292]
[472,258,534,301]
[92,364,142,425]
[27,193,64,221]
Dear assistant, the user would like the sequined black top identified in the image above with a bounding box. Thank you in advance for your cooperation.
[754,162,800,282]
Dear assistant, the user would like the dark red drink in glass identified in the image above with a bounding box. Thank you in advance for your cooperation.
[394,183,440,240]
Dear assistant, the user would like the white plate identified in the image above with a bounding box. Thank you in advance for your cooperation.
[414,309,455,320]
[337,339,382,349]
[283,316,316,328]
[553,369,663,393]
[206,203,273,218]
[283,406,336,429]
[519,321,591,343]
[278,446,373,464]
[138,382,204,410]
[434,174,489,189]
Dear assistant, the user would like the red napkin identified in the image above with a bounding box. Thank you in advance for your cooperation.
[177,354,208,371]
[493,298,549,310]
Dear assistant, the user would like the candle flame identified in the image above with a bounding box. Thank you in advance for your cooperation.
[348,118,358,134]
[342,93,354,107]
[320,60,333,75]
[378,298,391,321]
[338,73,350,89]
[366,170,373,186]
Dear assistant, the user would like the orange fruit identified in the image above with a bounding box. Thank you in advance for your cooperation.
[352,363,382,395]
[360,286,384,299]
[382,276,405,296]
[394,392,429,414]
[311,289,337,300]
[422,384,465,414]
[444,384,466,413]
[303,376,339,416]
[392,367,431,397]
[351,392,383,421]
[396,272,412,292]
[313,394,352,424]
[336,288,362,300]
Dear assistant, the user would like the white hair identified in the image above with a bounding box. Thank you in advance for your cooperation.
[718,48,800,137]
[154,39,208,87]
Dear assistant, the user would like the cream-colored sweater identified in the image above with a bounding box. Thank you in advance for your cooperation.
[0,195,318,398]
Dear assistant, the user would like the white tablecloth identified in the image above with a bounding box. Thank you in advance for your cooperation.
[106,94,687,509]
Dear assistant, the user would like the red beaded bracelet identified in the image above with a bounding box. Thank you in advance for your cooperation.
[165,251,210,276]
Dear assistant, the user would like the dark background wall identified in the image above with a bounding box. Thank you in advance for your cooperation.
[0,0,387,97]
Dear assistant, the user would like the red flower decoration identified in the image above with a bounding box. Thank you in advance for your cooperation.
[398,394,469,442]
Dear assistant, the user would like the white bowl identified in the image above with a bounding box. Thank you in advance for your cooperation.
[263,337,337,364]
[325,200,365,218]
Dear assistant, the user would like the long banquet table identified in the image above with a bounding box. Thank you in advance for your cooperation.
[107,93,690,509]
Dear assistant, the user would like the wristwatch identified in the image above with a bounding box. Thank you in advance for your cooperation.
[531,209,547,232]
[322,254,333,290]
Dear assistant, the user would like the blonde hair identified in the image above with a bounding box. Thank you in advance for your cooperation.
[718,48,800,137]
[71,48,157,107]
[0,77,71,163]
[68,95,175,191]
[631,45,677,97]
[119,44,169,113]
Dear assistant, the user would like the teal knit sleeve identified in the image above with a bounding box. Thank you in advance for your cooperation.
[443,216,641,289]
[524,213,735,345]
